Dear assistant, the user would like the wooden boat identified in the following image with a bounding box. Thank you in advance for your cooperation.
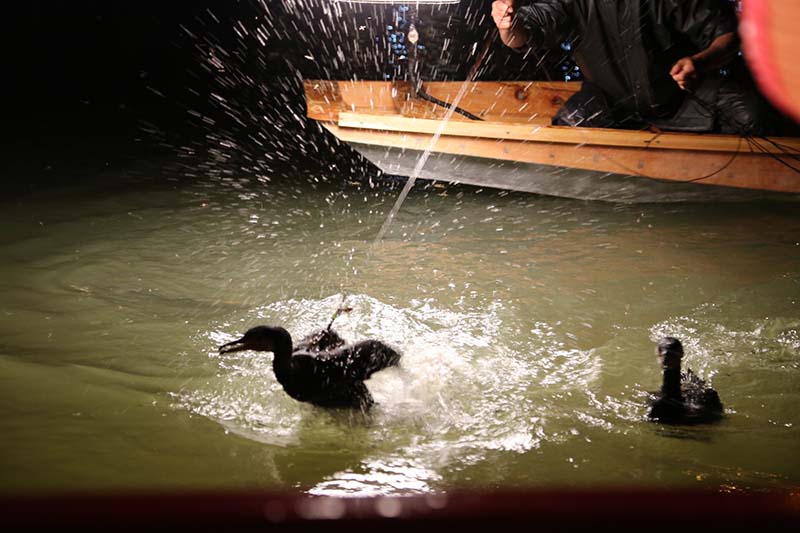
[303,79,800,202]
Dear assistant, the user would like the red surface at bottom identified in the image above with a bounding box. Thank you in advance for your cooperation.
[2,488,799,531]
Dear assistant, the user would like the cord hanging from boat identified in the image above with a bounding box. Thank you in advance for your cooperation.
[683,89,800,176]
[331,16,514,327]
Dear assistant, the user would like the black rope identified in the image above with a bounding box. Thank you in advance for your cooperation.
[753,136,800,163]
[745,135,800,174]
[683,89,800,175]
[414,88,484,121]
[684,140,742,183]
[765,139,800,155]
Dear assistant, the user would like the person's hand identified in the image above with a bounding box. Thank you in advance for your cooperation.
[491,0,514,30]
[670,57,698,90]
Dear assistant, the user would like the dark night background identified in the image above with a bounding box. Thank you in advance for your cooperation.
[3,1,553,191]
[1,0,772,194]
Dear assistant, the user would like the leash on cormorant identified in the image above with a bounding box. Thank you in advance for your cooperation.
[323,18,515,330]
[325,296,352,332]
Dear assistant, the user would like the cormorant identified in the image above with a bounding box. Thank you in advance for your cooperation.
[648,337,724,425]
[218,325,401,410]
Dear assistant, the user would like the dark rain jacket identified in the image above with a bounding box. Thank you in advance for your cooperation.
[515,0,738,119]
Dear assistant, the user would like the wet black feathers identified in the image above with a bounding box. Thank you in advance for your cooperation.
[649,369,724,425]
[286,339,401,409]
[294,328,346,353]
[220,325,401,410]
[295,339,402,382]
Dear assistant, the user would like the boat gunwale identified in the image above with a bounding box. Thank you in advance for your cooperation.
[334,111,800,155]
[303,79,800,154]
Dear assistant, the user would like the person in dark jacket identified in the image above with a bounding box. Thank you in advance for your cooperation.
[491,0,765,133]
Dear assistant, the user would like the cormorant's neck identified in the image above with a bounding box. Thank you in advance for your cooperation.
[271,336,294,381]
[661,367,682,400]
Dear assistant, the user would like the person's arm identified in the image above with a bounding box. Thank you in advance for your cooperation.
[665,0,740,90]
[492,0,529,49]
[670,31,739,90]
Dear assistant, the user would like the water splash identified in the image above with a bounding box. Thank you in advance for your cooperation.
[371,24,497,245]
[371,77,477,244]
[175,294,610,493]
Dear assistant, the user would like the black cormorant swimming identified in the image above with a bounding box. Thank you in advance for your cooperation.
[648,337,724,425]
[218,325,401,410]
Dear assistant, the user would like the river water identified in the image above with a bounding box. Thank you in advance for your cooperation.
[1,166,799,495]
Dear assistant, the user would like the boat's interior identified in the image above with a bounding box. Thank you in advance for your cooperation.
[305,79,575,124]
[303,80,800,154]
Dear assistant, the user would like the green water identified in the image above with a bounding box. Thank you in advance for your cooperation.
[1,170,799,495]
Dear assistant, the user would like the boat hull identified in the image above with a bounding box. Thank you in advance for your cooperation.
[349,140,798,203]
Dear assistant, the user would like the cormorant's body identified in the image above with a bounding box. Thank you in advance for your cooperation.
[648,337,723,425]
[649,368,724,424]
[219,326,401,410]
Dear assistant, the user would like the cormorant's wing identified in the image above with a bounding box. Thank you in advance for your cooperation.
[682,369,724,414]
[294,340,401,383]
[699,388,723,412]
[294,329,347,353]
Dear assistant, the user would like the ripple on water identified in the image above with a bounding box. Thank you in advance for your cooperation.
[651,275,800,376]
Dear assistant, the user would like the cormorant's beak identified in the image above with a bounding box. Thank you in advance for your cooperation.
[219,336,248,354]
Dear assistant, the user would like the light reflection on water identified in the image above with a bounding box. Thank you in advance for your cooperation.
[0,173,799,494]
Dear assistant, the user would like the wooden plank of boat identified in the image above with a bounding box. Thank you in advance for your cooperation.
[394,80,579,122]
[336,111,800,154]
[304,79,579,123]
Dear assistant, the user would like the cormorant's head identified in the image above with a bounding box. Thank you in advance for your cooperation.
[218,325,291,354]
[656,336,684,370]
